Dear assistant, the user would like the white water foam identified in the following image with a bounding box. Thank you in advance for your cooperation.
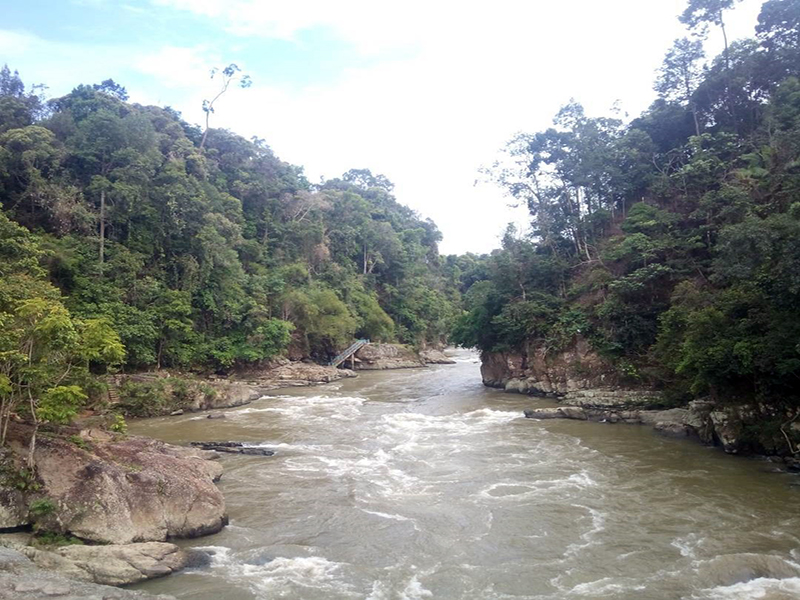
[196,546,357,597]
[672,532,705,559]
[695,577,800,599]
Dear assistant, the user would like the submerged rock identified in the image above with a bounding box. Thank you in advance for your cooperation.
[190,442,275,456]
[697,553,800,586]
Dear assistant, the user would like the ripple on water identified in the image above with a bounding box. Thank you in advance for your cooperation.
[129,352,800,600]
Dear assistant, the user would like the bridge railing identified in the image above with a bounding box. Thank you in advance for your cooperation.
[330,339,370,367]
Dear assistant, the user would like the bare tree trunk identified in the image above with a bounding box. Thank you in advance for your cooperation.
[27,391,37,470]
[99,189,106,272]
[200,110,211,151]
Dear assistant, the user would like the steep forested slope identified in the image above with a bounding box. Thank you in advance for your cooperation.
[0,73,459,368]
[453,0,800,417]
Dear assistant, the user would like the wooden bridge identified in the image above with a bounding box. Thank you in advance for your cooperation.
[330,339,370,368]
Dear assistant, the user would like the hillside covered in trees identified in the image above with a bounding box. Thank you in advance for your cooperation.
[453,0,800,415]
[0,69,463,432]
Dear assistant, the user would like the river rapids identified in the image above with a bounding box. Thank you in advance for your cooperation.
[130,349,800,600]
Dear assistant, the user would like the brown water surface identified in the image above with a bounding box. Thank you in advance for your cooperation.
[130,350,800,599]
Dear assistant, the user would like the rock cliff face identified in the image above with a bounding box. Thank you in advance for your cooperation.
[7,425,227,545]
[483,343,797,461]
[481,338,619,396]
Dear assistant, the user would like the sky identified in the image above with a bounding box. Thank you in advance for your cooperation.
[0,0,766,254]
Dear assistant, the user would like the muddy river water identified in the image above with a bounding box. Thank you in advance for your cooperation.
[130,350,800,599]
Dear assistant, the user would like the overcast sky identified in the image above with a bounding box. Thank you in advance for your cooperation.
[1,0,766,254]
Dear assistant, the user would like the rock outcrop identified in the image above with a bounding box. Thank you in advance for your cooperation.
[190,441,275,456]
[23,542,188,586]
[419,349,456,365]
[522,389,797,463]
[354,344,425,369]
[0,547,174,599]
[7,425,227,545]
[481,338,619,396]
[242,360,357,388]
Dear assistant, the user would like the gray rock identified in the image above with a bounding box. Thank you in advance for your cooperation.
[190,442,275,456]
[25,542,188,586]
[710,410,742,453]
[24,430,228,544]
[0,547,174,599]
[0,488,28,529]
[354,343,425,370]
[524,407,587,420]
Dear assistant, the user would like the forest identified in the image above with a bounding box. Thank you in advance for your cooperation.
[452,0,800,411]
[1,0,799,442]
[0,70,461,435]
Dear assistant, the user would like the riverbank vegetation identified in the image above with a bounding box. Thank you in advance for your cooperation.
[0,68,463,425]
[453,0,800,414]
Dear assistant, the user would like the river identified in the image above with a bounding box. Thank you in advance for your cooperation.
[130,350,800,599]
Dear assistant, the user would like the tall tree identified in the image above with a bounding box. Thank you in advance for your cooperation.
[199,64,252,151]
[655,38,706,136]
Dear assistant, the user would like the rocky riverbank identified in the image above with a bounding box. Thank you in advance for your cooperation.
[482,348,800,468]
[0,422,227,590]
[112,361,357,418]
[113,347,454,418]
[352,343,455,370]
[0,546,175,599]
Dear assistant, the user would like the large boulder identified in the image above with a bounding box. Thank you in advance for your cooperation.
[419,349,456,365]
[24,542,188,586]
[0,547,174,599]
[239,361,356,389]
[18,427,227,544]
[354,344,425,369]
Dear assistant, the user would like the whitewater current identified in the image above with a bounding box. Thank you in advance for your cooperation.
[130,349,800,600]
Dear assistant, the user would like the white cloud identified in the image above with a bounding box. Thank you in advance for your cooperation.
[7,0,768,254]
[134,45,220,88]
[151,0,763,253]
[0,30,36,57]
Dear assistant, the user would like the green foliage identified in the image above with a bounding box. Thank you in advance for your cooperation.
[68,434,88,449]
[109,413,127,433]
[32,531,85,548]
[458,4,800,413]
[28,497,55,517]
[0,71,458,390]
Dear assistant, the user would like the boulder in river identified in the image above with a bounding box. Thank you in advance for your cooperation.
[190,441,275,456]
[524,407,587,420]
[696,553,800,586]
[8,424,227,545]
[354,343,425,369]
[23,542,188,586]
[0,547,174,599]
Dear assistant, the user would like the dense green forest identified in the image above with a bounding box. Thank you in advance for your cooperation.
[0,69,461,434]
[453,0,800,409]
